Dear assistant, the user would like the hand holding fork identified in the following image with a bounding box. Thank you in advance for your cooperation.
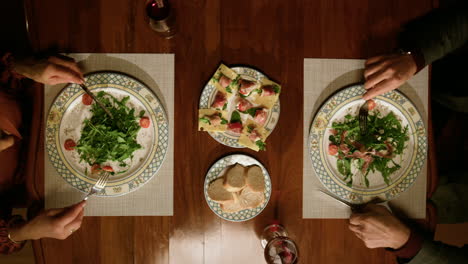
[83,171,110,200]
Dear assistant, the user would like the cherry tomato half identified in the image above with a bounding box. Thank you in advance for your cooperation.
[64,139,76,151]
[140,117,150,128]
[82,94,93,105]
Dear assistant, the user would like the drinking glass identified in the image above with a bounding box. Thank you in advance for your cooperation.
[261,224,298,264]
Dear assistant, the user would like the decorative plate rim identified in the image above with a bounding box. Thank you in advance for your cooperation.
[308,84,428,203]
[46,71,169,197]
[204,154,272,222]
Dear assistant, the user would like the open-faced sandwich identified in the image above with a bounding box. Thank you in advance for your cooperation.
[210,63,240,95]
[207,163,266,213]
[252,78,281,109]
[199,63,281,151]
[198,109,228,132]
[238,120,267,151]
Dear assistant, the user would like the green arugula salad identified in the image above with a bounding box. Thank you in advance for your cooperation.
[76,91,143,175]
[328,109,409,187]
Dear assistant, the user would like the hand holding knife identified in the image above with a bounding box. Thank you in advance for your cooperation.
[318,189,391,212]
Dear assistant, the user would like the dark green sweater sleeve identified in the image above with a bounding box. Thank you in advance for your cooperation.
[406,240,468,264]
[399,4,468,66]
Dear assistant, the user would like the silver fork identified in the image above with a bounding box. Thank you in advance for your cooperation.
[83,172,110,200]
[359,101,369,136]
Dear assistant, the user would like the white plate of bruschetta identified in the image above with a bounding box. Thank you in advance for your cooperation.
[204,154,272,222]
[198,64,280,151]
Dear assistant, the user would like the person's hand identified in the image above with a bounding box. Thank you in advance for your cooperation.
[0,130,15,153]
[9,201,86,241]
[348,204,410,249]
[363,53,417,100]
[13,55,84,85]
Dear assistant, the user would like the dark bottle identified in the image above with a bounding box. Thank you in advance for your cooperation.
[146,0,176,39]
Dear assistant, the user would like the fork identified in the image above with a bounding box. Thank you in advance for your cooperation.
[83,172,110,200]
[359,101,369,136]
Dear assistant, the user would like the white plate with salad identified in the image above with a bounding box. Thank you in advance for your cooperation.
[309,85,427,203]
[46,72,169,197]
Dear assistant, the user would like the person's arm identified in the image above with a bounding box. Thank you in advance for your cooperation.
[363,3,468,100]
[0,201,86,255]
[348,204,468,263]
[402,239,468,264]
[0,53,84,153]
[8,201,86,242]
[0,215,26,254]
[399,3,468,66]
[12,55,84,85]
[1,52,84,86]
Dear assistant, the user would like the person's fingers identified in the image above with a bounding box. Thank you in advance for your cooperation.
[52,54,76,63]
[46,64,83,84]
[365,55,387,66]
[48,56,84,80]
[348,224,363,233]
[349,213,367,225]
[363,203,389,213]
[46,208,65,217]
[353,230,365,241]
[55,200,86,225]
[64,210,84,231]
[363,239,381,249]
[363,78,399,100]
[0,135,15,151]
[364,60,388,81]
[364,66,394,90]
[47,76,77,85]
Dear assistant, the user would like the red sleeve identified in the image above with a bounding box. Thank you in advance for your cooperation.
[389,228,424,260]
[0,215,26,255]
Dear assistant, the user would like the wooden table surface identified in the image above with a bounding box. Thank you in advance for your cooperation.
[25,0,436,263]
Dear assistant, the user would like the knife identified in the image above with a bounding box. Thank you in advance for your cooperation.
[79,84,114,119]
[318,189,391,212]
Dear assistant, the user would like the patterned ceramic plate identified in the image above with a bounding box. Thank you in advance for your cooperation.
[309,85,427,203]
[46,72,169,197]
[204,154,272,222]
[199,66,280,148]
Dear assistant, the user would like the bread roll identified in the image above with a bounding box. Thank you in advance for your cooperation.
[208,178,233,204]
[223,163,246,192]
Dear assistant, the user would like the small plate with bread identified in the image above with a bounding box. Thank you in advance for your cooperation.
[204,154,272,222]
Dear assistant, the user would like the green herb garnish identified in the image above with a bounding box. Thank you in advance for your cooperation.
[230,111,242,124]
[76,91,142,168]
[243,107,259,117]
[217,113,228,125]
[199,117,211,125]
[330,111,409,187]
[256,140,266,151]
[273,85,280,94]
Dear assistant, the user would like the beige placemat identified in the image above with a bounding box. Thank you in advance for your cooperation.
[44,53,174,216]
[303,58,428,219]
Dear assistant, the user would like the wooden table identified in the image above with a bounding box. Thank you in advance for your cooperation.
[25,0,436,263]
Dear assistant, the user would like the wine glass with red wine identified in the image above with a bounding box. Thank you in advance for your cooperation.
[145,0,176,38]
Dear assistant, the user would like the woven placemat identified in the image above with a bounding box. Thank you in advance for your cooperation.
[44,53,174,216]
[303,58,428,219]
